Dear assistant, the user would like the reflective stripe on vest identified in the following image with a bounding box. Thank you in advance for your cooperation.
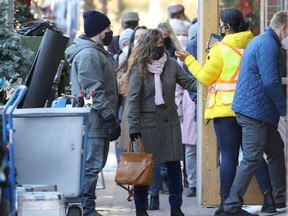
[206,42,244,109]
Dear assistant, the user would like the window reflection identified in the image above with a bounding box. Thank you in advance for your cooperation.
[220,0,260,35]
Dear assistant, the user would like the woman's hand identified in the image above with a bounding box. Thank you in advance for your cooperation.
[175,50,190,61]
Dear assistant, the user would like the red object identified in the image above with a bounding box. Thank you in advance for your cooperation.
[237,0,252,16]
[80,90,86,98]
[90,90,96,97]
[81,90,96,98]
[14,0,31,7]
[24,0,31,6]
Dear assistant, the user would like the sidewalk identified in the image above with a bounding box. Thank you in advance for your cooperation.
[94,143,287,216]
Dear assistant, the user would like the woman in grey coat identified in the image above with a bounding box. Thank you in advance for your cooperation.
[126,29,197,216]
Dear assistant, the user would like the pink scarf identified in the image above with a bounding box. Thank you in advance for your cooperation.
[147,54,168,105]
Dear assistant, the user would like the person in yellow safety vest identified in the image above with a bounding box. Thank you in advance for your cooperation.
[176,8,277,216]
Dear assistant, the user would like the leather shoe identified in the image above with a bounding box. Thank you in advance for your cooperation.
[261,190,276,213]
[276,202,286,209]
[219,209,259,216]
[149,195,159,210]
[214,197,227,215]
[136,208,149,216]
[186,187,196,197]
[171,206,184,216]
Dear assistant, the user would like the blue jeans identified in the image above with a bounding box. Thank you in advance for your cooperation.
[150,163,168,196]
[224,113,286,213]
[134,161,183,208]
[214,117,272,198]
[82,137,110,216]
[185,145,197,188]
[150,163,161,196]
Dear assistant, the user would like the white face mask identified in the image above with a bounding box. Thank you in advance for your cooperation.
[177,35,189,47]
[281,30,288,50]
[122,46,129,56]
[282,37,288,50]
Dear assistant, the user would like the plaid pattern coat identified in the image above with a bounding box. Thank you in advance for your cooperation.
[127,57,197,163]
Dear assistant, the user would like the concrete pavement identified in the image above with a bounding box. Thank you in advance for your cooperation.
[94,143,287,216]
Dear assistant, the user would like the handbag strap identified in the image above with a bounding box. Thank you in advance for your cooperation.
[133,160,153,184]
[129,136,145,153]
[116,184,134,201]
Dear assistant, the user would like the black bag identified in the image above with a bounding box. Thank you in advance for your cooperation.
[18,20,60,36]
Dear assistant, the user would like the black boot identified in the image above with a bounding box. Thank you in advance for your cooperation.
[214,197,227,215]
[261,190,276,213]
[171,206,184,216]
[149,195,159,210]
[136,208,149,216]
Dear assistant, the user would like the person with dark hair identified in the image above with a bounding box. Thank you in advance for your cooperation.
[144,22,183,212]
[115,25,148,161]
[65,10,120,216]
[176,8,276,216]
[219,10,288,216]
[146,22,186,211]
[127,29,197,216]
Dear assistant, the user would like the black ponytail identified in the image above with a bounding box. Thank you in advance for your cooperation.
[220,8,249,33]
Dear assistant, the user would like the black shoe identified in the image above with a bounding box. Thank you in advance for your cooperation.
[136,208,149,216]
[171,206,184,216]
[219,209,259,216]
[186,187,196,197]
[149,195,159,210]
[261,190,276,213]
[183,179,189,188]
[276,202,286,209]
[95,210,103,216]
[214,197,227,215]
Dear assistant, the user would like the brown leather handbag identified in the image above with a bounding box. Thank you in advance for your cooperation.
[114,136,153,201]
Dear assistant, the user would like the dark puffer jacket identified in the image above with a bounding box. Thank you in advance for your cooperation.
[232,27,286,127]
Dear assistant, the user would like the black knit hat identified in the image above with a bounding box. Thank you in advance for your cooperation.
[83,10,111,38]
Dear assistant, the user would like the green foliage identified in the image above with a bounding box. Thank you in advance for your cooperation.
[0,2,33,101]
[14,0,34,26]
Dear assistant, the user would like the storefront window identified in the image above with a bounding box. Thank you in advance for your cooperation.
[220,0,260,35]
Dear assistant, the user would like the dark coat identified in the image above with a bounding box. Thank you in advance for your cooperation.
[65,36,119,138]
[127,57,197,163]
[232,27,286,127]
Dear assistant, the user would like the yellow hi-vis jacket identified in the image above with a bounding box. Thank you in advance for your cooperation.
[204,42,244,119]
[184,30,254,119]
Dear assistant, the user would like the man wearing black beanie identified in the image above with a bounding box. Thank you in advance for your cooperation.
[65,10,120,216]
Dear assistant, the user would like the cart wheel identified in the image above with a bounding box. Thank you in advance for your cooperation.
[66,204,82,216]
[0,198,11,216]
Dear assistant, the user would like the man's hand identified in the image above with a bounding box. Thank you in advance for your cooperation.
[105,114,121,141]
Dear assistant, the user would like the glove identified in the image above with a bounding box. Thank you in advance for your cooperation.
[130,133,141,141]
[105,114,121,141]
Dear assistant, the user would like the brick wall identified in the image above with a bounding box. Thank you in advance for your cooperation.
[263,0,285,27]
